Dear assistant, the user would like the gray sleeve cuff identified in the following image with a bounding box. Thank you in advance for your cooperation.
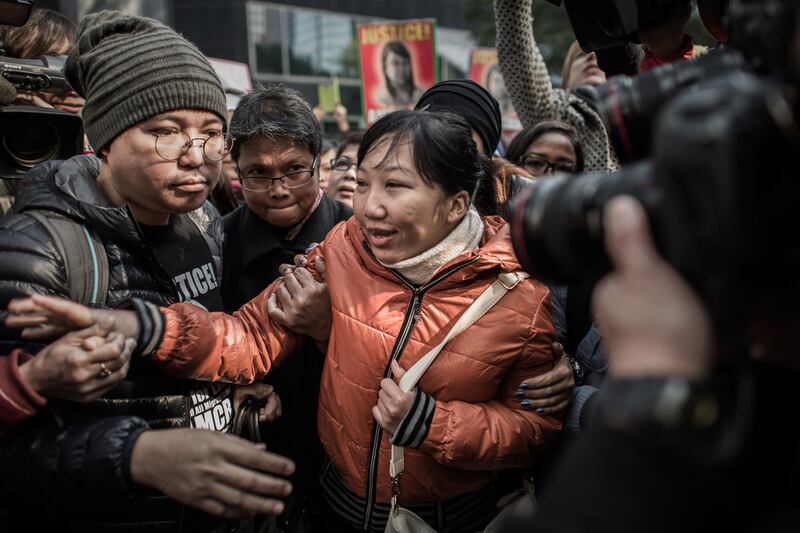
[390,388,436,448]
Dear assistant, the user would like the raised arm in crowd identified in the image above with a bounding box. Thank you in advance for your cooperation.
[494,0,619,172]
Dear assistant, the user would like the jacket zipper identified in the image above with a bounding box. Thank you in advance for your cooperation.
[361,257,479,531]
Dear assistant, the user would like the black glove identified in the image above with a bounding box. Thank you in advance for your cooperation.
[595,43,642,77]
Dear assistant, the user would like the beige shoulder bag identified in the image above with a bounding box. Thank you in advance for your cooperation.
[385,270,534,533]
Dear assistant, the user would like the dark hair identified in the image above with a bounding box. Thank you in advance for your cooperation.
[0,7,76,59]
[505,121,585,173]
[335,130,364,161]
[230,84,322,160]
[381,41,414,99]
[321,138,338,154]
[209,173,240,216]
[358,110,489,201]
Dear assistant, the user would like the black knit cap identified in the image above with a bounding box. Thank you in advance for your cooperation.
[65,11,227,151]
[414,79,502,156]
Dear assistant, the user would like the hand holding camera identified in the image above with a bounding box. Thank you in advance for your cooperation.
[594,196,713,381]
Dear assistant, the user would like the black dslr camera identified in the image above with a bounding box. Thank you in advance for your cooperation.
[0,54,70,94]
[0,0,83,204]
[545,0,695,52]
[0,56,83,182]
[512,0,800,350]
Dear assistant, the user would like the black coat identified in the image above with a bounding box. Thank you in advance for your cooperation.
[221,196,351,526]
[0,156,228,532]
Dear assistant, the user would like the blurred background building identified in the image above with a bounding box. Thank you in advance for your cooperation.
[38,0,477,130]
[36,0,713,129]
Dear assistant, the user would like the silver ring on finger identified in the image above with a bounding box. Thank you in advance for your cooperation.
[97,362,112,378]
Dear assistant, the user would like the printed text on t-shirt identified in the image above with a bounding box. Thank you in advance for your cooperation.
[173,261,219,301]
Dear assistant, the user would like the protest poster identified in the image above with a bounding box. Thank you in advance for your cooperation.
[469,48,521,146]
[208,57,253,110]
[317,78,341,113]
[357,19,438,126]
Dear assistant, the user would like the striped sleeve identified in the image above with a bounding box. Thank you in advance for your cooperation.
[123,298,165,357]
[390,388,436,448]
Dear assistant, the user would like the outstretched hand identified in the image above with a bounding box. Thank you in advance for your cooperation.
[130,428,295,519]
[6,294,96,340]
[5,294,140,342]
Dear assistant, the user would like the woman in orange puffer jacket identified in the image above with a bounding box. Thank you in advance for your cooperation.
[16,110,562,532]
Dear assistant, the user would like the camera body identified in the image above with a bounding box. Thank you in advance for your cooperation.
[511,0,800,348]
[0,11,84,210]
[0,54,70,94]
[0,105,83,181]
[576,0,795,163]
[0,0,32,27]
[546,0,694,52]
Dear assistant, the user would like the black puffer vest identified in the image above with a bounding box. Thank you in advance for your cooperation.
[0,156,231,532]
[1,155,225,426]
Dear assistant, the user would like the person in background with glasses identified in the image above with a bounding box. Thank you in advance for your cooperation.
[504,121,585,180]
[220,84,351,532]
[0,11,292,533]
[505,120,610,470]
[326,130,364,209]
[318,138,339,193]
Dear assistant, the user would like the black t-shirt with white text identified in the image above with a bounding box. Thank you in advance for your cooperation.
[140,217,223,311]
[140,216,232,433]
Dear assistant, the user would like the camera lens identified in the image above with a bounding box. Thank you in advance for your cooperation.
[510,162,658,284]
[593,48,748,162]
[1,115,60,170]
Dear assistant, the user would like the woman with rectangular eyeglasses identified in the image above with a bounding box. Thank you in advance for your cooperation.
[505,121,585,178]
[326,131,364,209]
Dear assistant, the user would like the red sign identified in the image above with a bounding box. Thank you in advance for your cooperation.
[357,19,438,126]
[469,48,521,146]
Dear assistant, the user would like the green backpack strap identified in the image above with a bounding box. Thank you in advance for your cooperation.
[27,210,109,307]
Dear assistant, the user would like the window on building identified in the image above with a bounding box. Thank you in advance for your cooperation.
[249,3,284,74]
[285,9,359,78]
[248,2,363,79]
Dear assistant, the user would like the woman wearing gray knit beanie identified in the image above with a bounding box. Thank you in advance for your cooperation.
[0,10,295,533]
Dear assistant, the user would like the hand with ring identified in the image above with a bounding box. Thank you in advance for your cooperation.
[97,362,112,379]
[18,317,136,403]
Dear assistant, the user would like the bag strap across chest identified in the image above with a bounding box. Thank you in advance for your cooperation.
[390,270,530,481]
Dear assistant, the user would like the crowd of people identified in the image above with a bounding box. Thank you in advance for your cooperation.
[0,2,797,533]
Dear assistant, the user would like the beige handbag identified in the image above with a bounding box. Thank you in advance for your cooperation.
[385,271,536,533]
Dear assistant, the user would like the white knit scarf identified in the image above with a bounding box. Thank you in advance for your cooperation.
[378,207,484,285]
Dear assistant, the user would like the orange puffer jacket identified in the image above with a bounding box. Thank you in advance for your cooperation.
[151,215,561,506]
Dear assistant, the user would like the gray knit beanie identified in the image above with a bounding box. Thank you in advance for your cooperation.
[65,11,227,151]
